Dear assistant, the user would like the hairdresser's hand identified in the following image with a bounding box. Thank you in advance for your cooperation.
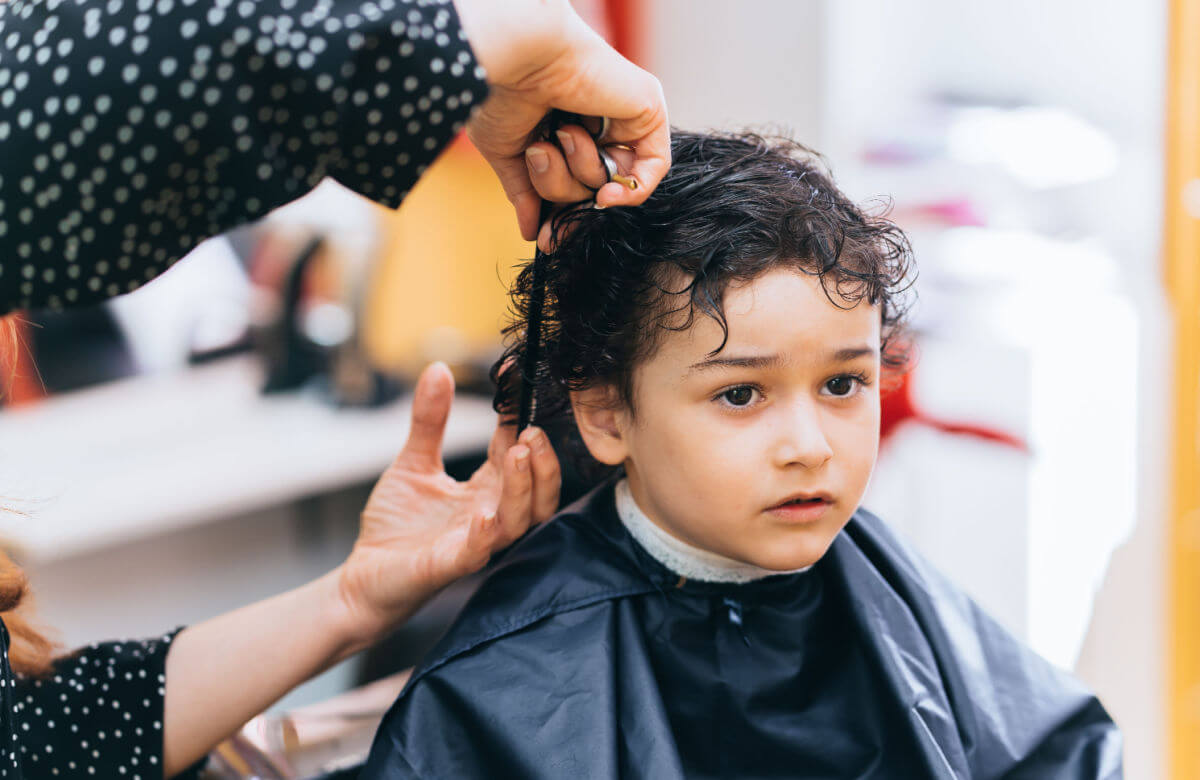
[525,126,637,251]
[454,0,670,241]
[335,362,560,646]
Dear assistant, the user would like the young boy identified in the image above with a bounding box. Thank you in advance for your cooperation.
[361,131,1122,779]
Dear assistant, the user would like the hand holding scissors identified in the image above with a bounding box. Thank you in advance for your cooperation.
[457,0,670,248]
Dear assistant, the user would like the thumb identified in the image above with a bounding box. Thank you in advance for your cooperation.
[394,362,455,473]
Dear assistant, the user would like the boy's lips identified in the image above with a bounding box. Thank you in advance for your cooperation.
[767,490,834,510]
[766,492,834,523]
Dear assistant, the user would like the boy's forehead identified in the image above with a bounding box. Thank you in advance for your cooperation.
[661,269,881,367]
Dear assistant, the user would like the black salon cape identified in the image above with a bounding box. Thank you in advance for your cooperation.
[362,481,1122,779]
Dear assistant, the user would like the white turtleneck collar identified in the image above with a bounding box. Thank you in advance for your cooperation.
[614,479,811,584]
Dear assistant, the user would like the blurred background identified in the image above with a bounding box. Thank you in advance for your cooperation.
[1,0,1195,777]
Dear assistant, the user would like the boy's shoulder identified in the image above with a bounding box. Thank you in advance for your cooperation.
[410,480,659,681]
[830,508,1122,775]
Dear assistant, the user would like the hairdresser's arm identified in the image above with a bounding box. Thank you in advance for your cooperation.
[0,0,487,315]
[455,0,671,240]
[160,363,560,777]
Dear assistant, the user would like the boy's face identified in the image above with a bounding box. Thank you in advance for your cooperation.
[584,268,881,571]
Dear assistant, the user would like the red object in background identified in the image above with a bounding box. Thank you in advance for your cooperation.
[880,350,1029,453]
[0,316,46,406]
[606,0,644,63]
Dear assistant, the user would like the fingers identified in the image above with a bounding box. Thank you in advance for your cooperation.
[461,510,499,574]
[519,427,562,524]
[513,131,600,244]
[526,125,628,206]
[495,443,534,542]
[537,220,556,254]
[489,156,541,242]
[394,362,455,474]
[466,116,545,240]
[536,203,576,254]
[487,426,561,547]
[524,141,595,204]
[593,143,638,208]
[531,126,626,252]
[513,189,543,243]
[554,125,609,189]
[486,416,518,473]
[599,100,671,209]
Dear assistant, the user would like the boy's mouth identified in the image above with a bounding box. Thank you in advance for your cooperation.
[766,492,834,524]
[768,491,834,510]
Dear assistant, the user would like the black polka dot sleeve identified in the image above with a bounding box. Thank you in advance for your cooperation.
[0,0,489,316]
[11,628,202,779]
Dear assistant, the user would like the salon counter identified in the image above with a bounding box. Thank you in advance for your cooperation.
[0,355,496,563]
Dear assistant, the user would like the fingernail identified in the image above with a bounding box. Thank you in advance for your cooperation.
[515,446,530,470]
[522,428,545,452]
[555,130,575,155]
[525,147,549,173]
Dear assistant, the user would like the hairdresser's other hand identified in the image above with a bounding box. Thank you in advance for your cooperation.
[335,362,560,647]
[454,0,670,241]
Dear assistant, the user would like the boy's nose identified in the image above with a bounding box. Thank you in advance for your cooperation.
[773,401,834,470]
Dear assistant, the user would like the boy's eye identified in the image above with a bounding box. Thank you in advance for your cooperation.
[825,375,860,397]
[721,386,757,406]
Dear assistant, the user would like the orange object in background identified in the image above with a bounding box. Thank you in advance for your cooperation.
[362,134,533,377]
[0,316,44,406]
[1165,0,1200,776]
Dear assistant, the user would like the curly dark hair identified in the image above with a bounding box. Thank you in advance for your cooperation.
[492,130,915,473]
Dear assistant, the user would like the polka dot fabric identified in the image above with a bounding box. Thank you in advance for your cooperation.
[0,0,488,773]
[0,626,201,779]
[0,0,488,315]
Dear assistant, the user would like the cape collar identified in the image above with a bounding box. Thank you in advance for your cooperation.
[614,478,812,584]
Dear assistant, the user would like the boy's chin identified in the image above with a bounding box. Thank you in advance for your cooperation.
[739,536,838,572]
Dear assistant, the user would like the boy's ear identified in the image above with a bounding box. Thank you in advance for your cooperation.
[570,385,629,466]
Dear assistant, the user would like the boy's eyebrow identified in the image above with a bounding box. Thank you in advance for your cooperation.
[687,345,877,373]
[831,346,878,361]
[687,354,782,373]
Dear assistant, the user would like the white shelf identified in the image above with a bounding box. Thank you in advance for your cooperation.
[0,356,496,563]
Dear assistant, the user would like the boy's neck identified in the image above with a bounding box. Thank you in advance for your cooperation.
[614,479,811,584]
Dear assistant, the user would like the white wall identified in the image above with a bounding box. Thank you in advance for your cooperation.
[643,0,827,146]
